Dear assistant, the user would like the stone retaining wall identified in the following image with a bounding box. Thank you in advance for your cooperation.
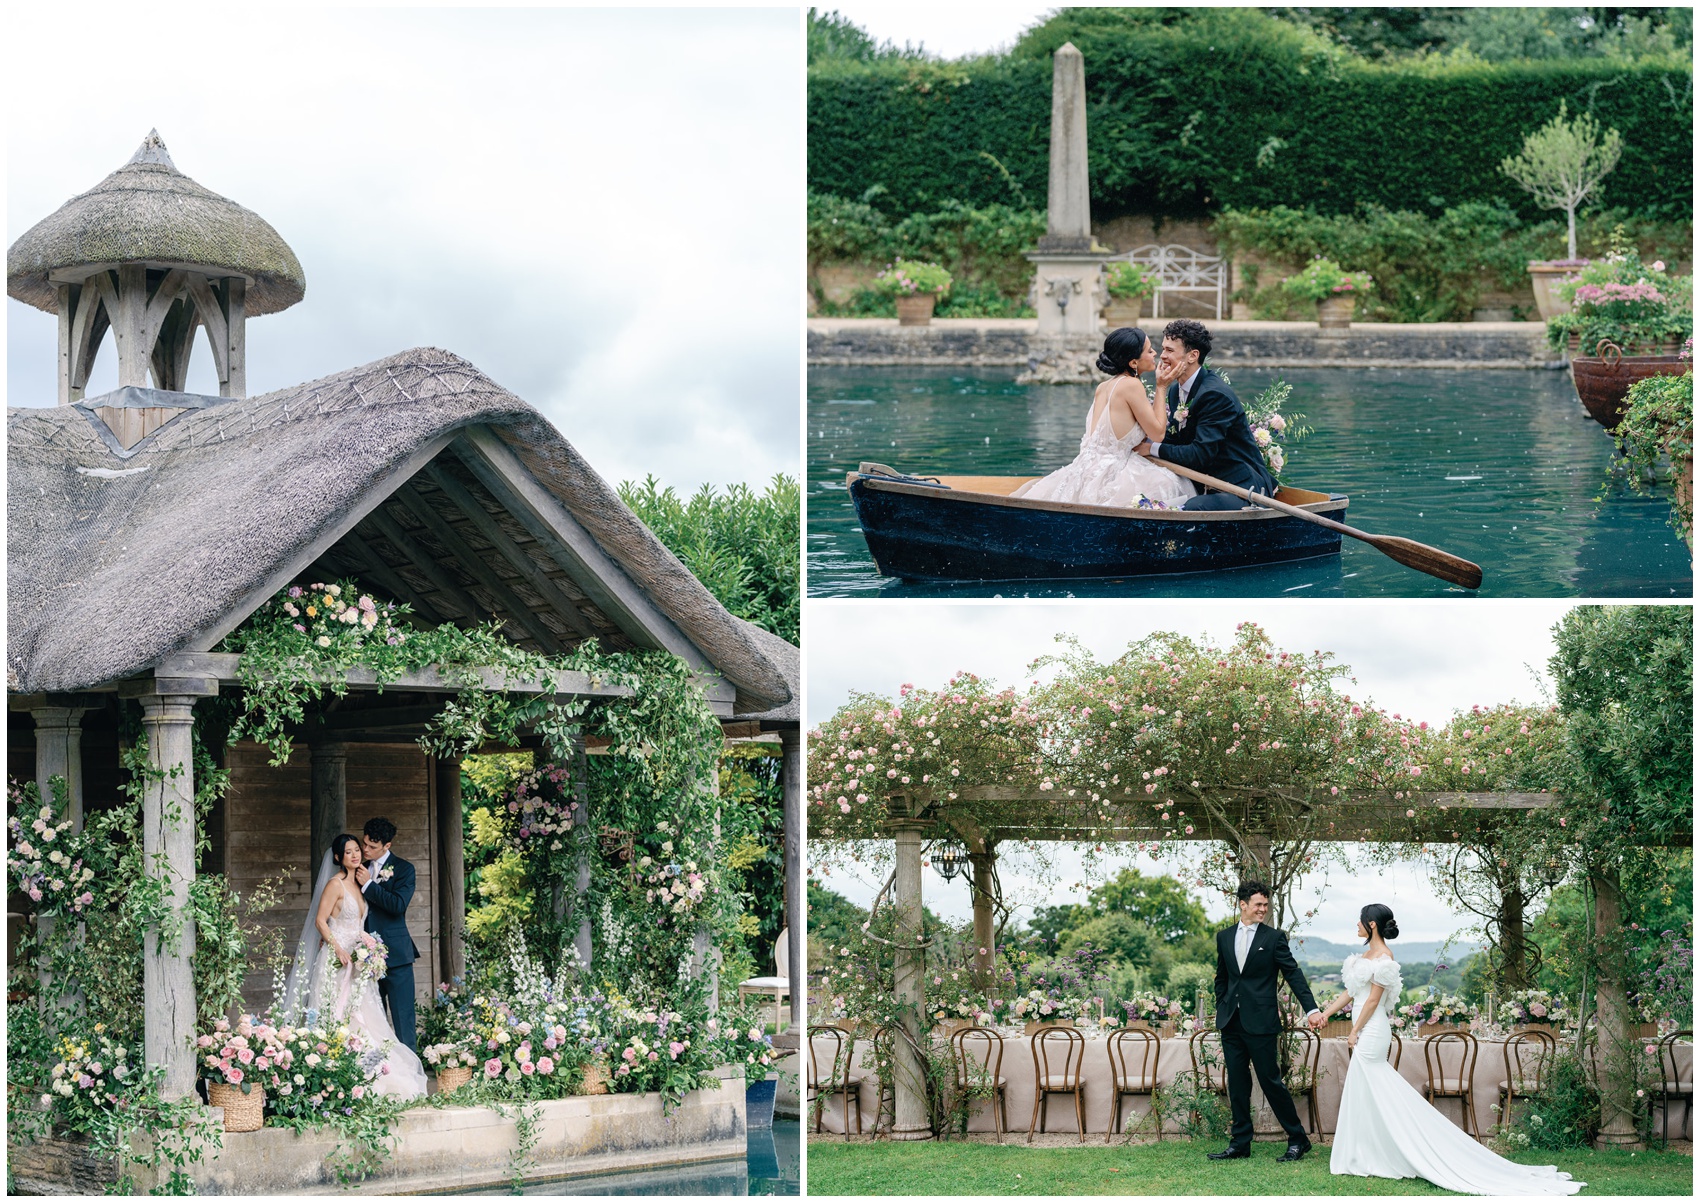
[808,318,1563,376]
[9,1069,746,1195]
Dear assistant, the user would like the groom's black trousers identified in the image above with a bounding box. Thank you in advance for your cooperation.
[1220,1013,1308,1147]
[379,961,418,1052]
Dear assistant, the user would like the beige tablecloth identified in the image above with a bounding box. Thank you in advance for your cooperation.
[810,1030,1693,1138]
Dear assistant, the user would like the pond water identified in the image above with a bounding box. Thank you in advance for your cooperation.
[443,1119,798,1195]
[807,366,1693,598]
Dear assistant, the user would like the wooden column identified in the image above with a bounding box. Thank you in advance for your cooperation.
[221,276,246,398]
[113,264,149,387]
[124,677,217,1102]
[1589,864,1645,1149]
[435,755,466,986]
[32,705,91,830]
[309,741,349,874]
[888,817,933,1140]
[693,752,721,1010]
[779,729,804,1036]
[56,284,75,406]
[572,733,593,971]
[968,849,997,988]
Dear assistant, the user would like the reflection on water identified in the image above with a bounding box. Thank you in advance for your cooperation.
[441,1121,799,1195]
[808,366,1693,598]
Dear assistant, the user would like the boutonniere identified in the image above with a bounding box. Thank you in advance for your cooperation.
[1173,405,1190,429]
[378,866,395,883]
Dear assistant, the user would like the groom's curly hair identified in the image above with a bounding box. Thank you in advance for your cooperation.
[364,816,398,844]
[1163,318,1212,362]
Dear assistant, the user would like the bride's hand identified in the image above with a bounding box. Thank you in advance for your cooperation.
[1347,1028,1359,1048]
[335,944,352,967]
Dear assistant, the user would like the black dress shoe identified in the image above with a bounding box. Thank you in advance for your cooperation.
[1276,1138,1313,1162]
[1207,1145,1251,1160]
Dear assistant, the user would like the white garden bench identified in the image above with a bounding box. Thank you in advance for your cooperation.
[1109,243,1227,320]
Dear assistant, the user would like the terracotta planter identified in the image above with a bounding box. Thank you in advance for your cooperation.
[435,1065,474,1094]
[895,293,937,327]
[207,1080,264,1132]
[1631,1022,1660,1039]
[1566,331,1683,359]
[1023,1019,1075,1036]
[1316,295,1354,333]
[1102,297,1149,327]
[1529,262,1587,321]
[1126,1019,1154,1031]
[1570,352,1690,431]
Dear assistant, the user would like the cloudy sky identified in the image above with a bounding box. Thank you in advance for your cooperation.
[6,7,800,493]
[807,599,1583,944]
[826,3,1054,58]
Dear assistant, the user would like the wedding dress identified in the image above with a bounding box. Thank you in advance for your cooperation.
[280,854,427,1100]
[1012,387,1197,509]
[1330,954,1581,1195]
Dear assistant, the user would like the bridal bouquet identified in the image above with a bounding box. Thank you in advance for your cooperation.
[350,932,389,986]
[1496,989,1571,1030]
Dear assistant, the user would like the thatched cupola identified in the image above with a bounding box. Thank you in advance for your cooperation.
[7,130,304,444]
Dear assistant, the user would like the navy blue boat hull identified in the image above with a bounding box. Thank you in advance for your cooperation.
[849,477,1346,581]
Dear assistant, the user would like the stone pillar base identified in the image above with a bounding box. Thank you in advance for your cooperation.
[1026,252,1108,336]
[885,1125,935,1141]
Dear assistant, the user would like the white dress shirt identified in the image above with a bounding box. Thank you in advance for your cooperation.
[1235,920,1258,972]
[361,849,391,893]
[1147,364,1202,452]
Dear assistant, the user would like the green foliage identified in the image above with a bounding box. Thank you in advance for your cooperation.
[1280,256,1374,303]
[809,12,1692,221]
[1104,261,1159,300]
[1501,101,1624,258]
[807,7,927,66]
[1546,238,1693,354]
[1164,962,1217,1012]
[873,258,952,296]
[618,475,799,646]
[1506,1047,1601,1150]
[1611,369,1694,542]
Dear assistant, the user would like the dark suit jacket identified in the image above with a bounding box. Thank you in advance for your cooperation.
[363,853,420,967]
[1214,922,1318,1036]
[1156,366,1279,495]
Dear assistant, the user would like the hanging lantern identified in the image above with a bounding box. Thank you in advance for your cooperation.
[933,839,967,883]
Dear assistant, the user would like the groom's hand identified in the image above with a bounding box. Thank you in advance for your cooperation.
[355,865,371,887]
[1306,1011,1324,1030]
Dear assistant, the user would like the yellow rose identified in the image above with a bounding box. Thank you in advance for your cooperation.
[306,606,317,617]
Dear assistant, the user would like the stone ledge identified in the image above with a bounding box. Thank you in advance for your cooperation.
[9,1076,746,1196]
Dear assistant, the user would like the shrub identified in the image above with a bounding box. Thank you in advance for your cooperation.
[1281,256,1374,303]
[1507,1047,1600,1150]
[1548,239,1693,354]
[1611,369,1694,543]
[1105,260,1159,300]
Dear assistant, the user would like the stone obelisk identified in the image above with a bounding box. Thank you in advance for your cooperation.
[1025,42,1107,336]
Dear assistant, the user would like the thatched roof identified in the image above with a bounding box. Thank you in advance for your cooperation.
[7,131,305,315]
[729,619,800,724]
[7,347,794,714]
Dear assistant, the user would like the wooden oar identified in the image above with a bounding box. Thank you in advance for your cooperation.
[1149,459,1483,589]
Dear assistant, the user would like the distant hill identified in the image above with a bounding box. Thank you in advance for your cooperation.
[1291,934,1480,967]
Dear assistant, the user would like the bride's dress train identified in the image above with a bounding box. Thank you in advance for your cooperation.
[1012,393,1196,509]
[300,880,427,1100]
[1330,954,1581,1195]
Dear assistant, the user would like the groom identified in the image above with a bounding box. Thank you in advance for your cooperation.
[1136,318,1279,509]
[1208,880,1322,1163]
[356,817,420,1052]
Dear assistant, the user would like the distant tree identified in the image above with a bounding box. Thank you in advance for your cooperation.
[807,8,931,65]
[1500,103,1624,259]
[1059,912,1160,969]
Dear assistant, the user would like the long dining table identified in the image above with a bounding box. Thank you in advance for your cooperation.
[810,1027,1693,1139]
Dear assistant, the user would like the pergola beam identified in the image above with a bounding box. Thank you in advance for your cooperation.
[364,506,494,631]
[323,533,451,627]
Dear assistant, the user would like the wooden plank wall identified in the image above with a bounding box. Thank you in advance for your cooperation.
[223,741,436,1013]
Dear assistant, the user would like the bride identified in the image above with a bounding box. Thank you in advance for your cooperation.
[1316,904,1581,1195]
[280,833,427,1099]
[1012,327,1197,509]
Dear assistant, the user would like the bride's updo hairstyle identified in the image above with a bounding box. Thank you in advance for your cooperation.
[1096,326,1148,376]
[331,832,361,869]
[1360,903,1400,942]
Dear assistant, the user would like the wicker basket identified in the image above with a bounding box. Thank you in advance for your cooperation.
[436,1065,474,1094]
[1023,1019,1076,1036]
[207,1081,264,1132]
[580,1063,610,1096]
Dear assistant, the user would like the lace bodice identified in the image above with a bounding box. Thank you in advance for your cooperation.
[325,879,366,948]
[1341,954,1402,1016]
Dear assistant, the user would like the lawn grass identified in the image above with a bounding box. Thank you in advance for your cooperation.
[805,1137,1694,1196]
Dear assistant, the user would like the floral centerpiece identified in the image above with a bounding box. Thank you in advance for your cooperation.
[1123,991,1187,1029]
[1010,989,1091,1027]
[875,259,953,326]
[1282,256,1373,328]
[1546,239,1693,357]
[1496,989,1571,1031]
[1398,993,1475,1034]
[196,1015,277,1130]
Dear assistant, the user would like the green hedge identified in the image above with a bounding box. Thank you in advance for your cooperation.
[808,10,1693,220]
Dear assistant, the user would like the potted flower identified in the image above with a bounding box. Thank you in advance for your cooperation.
[1611,365,1694,548]
[1281,257,1373,333]
[874,259,952,326]
[1102,261,1159,326]
[196,1015,271,1132]
[1495,989,1572,1034]
[419,981,480,1093]
[1547,242,1693,360]
[1399,994,1475,1037]
[1527,259,1590,321]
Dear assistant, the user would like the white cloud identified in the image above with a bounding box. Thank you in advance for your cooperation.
[6,7,801,492]
[825,3,1056,59]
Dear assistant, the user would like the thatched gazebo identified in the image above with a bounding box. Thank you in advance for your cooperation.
[7,133,801,1105]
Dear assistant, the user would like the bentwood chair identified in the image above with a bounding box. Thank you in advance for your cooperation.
[864,1024,898,1137]
[1389,1029,1404,1070]
[1107,1026,1161,1142]
[1283,1025,1324,1136]
[1422,1030,1482,1140]
[951,1026,1009,1141]
[1028,1025,1088,1143]
[808,1023,865,1138]
[1497,1028,1556,1133]
[1654,1029,1693,1142]
[1188,1027,1230,1133]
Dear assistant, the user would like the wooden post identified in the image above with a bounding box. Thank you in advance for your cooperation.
[572,733,593,971]
[222,276,246,398]
[113,264,148,388]
[32,706,91,831]
[309,741,349,875]
[125,678,217,1102]
[888,817,933,1140]
[779,730,804,1036]
[435,755,466,986]
[56,284,74,407]
[693,754,721,1010]
[1589,863,1645,1149]
[968,848,997,988]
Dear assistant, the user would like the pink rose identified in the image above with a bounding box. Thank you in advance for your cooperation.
[484,1059,503,1077]
[351,1084,365,1099]
[225,1067,244,1085]
[537,1057,555,1074]
[521,1061,535,1075]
